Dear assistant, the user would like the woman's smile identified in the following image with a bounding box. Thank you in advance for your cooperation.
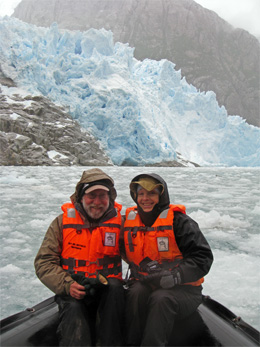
[137,188,159,212]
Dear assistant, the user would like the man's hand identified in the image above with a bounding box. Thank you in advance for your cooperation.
[69,281,86,300]
[71,273,108,297]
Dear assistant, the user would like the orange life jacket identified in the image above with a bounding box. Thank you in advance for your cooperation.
[124,204,204,286]
[61,201,122,279]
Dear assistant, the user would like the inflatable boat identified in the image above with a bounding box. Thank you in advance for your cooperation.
[0,295,259,346]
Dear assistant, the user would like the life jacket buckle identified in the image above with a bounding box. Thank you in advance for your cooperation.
[85,260,98,267]
[84,271,98,278]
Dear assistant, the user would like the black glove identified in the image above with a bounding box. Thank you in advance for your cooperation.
[159,269,182,289]
[72,273,108,296]
[141,270,169,287]
[139,257,161,274]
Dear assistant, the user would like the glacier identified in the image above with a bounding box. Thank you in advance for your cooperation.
[0,16,259,167]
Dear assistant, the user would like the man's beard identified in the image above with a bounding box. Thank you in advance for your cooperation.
[82,200,109,220]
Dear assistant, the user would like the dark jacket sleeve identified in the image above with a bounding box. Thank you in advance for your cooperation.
[173,212,213,284]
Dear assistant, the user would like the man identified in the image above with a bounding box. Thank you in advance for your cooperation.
[121,173,214,346]
[35,168,124,346]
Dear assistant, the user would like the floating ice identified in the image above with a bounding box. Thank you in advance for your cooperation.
[189,209,251,229]
[0,264,23,274]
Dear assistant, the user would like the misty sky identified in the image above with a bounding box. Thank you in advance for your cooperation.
[0,0,259,38]
[195,0,260,38]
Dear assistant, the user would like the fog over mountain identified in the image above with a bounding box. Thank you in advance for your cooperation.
[12,0,260,127]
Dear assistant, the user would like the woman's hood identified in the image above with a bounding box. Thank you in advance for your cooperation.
[130,173,170,210]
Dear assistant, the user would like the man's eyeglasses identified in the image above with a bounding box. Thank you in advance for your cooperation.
[85,193,109,201]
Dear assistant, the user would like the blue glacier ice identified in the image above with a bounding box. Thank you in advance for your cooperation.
[0,16,259,166]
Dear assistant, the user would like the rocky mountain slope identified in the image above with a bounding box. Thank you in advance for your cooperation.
[0,71,111,166]
[12,0,260,127]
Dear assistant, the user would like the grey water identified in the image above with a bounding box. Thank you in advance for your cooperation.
[0,166,259,331]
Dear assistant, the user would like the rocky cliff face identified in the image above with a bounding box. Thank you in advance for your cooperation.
[12,0,260,127]
[0,72,111,166]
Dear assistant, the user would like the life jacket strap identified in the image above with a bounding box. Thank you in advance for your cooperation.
[69,265,122,278]
[61,255,122,276]
[63,223,121,230]
[124,225,173,233]
[99,255,122,276]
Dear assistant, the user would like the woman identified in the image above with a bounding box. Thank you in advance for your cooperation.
[121,173,213,346]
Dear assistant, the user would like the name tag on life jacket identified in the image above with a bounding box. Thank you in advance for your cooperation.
[104,232,116,247]
[157,237,169,252]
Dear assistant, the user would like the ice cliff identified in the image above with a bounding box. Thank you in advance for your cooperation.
[0,17,259,167]
[12,0,260,127]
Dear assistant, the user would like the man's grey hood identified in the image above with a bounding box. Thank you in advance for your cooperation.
[70,168,117,204]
